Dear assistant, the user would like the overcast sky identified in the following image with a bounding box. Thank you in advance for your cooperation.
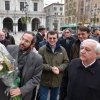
[44,0,63,7]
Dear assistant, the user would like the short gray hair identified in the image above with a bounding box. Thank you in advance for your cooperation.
[95,41,100,59]
[95,42,100,53]
[83,39,100,58]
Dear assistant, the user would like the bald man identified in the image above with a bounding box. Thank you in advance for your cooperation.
[60,39,100,100]
[0,31,11,47]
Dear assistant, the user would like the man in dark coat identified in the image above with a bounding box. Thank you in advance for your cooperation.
[35,26,46,50]
[0,31,11,47]
[59,39,100,100]
[2,28,15,45]
[89,28,100,42]
[70,26,90,60]
[59,28,76,60]
[7,32,43,100]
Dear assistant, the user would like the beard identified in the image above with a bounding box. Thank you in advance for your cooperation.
[19,43,32,51]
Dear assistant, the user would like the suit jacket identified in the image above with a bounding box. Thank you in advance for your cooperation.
[7,45,43,100]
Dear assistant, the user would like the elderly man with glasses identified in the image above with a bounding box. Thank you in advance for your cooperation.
[60,39,100,100]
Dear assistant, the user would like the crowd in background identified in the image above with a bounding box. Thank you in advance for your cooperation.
[0,25,100,100]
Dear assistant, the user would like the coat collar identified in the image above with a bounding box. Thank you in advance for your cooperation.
[46,42,61,53]
[78,59,98,75]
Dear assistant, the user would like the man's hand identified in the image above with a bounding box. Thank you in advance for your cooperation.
[52,66,59,75]
[10,87,21,97]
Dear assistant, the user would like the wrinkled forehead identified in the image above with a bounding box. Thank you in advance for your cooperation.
[0,32,5,35]
[82,40,96,48]
[22,33,33,40]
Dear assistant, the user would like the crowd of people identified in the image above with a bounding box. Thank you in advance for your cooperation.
[0,26,100,100]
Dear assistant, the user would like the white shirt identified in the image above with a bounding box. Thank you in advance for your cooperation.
[82,59,96,68]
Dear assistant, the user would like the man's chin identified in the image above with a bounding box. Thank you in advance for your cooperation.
[80,57,86,61]
[19,47,24,51]
[79,39,84,42]
[20,47,31,51]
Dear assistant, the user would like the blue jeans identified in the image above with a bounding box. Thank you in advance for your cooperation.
[39,85,59,100]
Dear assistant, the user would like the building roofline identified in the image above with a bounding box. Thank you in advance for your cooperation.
[44,3,64,9]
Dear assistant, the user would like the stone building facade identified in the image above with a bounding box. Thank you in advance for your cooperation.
[64,0,100,27]
[0,0,46,32]
[44,3,64,31]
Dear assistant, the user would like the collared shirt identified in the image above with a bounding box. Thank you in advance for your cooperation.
[62,58,100,100]
[39,32,42,36]
[82,59,96,68]
[18,49,30,85]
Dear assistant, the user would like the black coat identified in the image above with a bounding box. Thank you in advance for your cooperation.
[0,80,9,100]
[59,58,100,100]
[0,39,11,47]
[6,33,15,45]
[60,37,76,60]
[70,39,81,60]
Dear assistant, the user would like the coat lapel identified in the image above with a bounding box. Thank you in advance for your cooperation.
[22,51,33,78]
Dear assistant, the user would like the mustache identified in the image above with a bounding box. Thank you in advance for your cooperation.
[20,43,25,47]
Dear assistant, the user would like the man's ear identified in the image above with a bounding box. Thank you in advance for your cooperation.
[31,43,35,48]
[96,52,100,59]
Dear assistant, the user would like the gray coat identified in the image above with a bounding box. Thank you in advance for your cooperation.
[7,45,43,100]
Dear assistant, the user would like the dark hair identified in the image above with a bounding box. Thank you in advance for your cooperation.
[23,31,37,44]
[93,29,98,33]
[78,26,90,33]
[47,31,59,38]
[38,28,45,32]
[38,26,46,32]
[63,28,73,33]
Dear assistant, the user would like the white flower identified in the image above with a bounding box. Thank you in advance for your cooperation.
[0,54,3,61]
[0,65,3,71]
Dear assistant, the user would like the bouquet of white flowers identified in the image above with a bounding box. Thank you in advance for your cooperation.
[0,43,22,100]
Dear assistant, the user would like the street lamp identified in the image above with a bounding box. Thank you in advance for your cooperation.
[53,14,59,30]
[23,2,29,31]
[13,7,17,34]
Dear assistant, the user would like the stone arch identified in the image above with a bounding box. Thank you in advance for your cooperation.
[32,18,40,31]
[18,18,27,31]
[3,17,13,31]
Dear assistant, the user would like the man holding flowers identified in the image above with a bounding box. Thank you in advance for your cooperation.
[7,32,43,100]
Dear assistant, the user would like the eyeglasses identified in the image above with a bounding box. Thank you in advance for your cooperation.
[20,38,31,45]
[48,37,56,40]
